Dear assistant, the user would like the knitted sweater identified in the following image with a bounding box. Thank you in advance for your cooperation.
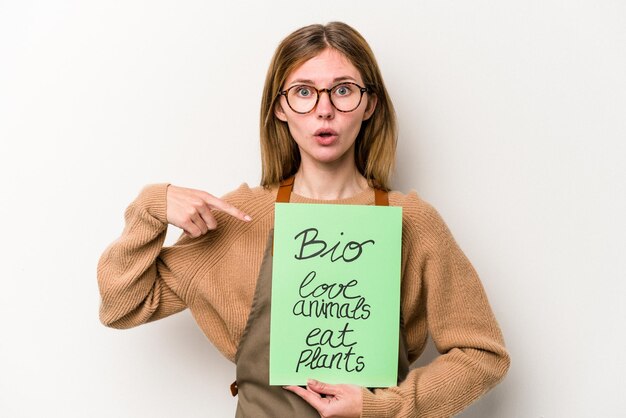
[97,183,510,418]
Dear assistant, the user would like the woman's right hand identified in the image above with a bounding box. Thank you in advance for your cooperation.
[165,185,252,238]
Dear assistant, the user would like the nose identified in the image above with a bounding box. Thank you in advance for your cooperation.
[315,89,334,119]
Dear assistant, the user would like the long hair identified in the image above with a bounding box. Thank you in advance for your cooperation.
[259,22,397,190]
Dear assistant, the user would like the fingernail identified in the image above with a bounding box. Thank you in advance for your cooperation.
[244,215,252,221]
[307,379,317,385]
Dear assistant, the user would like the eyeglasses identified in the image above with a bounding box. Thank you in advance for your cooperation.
[277,82,369,114]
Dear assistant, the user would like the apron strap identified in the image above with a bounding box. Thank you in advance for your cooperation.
[276,176,389,206]
[276,176,295,203]
[374,188,389,206]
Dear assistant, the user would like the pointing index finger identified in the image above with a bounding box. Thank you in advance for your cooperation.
[205,194,252,222]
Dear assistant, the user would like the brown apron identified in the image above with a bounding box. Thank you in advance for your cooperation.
[232,177,410,417]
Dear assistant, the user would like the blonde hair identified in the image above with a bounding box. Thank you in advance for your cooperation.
[259,22,397,190]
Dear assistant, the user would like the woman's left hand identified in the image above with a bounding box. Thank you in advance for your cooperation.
[284,379,363,418]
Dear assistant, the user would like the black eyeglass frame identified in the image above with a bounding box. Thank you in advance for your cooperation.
[277,82,369,114]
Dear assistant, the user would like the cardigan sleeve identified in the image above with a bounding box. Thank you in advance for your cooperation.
[97,183,193,329]
[360,195,510,417]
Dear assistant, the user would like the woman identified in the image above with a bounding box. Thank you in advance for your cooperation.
[98,22,510,417]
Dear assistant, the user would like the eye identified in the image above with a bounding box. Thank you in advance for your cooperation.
[333,84,353,96]
[295,86,315,98]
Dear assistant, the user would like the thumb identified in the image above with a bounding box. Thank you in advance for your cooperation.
[307,379,340,396]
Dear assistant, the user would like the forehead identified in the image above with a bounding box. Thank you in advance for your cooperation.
[284,48,363,86]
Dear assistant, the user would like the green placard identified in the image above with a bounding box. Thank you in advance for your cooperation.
[270,203,402,387]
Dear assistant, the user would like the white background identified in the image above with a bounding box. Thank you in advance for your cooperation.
[1,1,625,417]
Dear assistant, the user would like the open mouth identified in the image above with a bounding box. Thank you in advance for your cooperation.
[314,128,338,137]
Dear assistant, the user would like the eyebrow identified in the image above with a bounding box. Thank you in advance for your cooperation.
[287,76,358,87]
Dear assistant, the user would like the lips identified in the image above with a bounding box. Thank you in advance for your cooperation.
[314,128,338,137]
[313,128,339,145]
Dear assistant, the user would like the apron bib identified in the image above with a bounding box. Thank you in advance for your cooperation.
[232,177,410,417]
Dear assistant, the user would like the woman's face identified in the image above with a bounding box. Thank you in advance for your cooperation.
[275,48,376,170]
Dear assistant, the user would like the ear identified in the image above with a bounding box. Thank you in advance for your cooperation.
[274,101,288,122]
[362,93,378,121]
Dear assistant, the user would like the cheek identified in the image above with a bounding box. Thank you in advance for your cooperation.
[285,118,310,142]
[346,115,366,134]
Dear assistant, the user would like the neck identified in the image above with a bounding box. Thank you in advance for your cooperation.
[292,160,369,200]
